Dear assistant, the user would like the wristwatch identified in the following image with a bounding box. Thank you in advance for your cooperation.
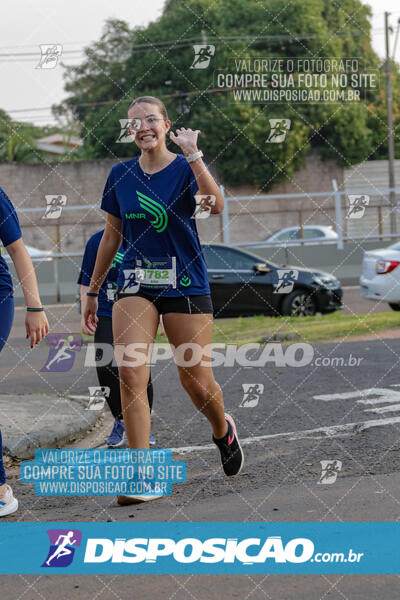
[186,150,203,163]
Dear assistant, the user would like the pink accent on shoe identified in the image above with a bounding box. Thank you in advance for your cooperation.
[226,417,235,445]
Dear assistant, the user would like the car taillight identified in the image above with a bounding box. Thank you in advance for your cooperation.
[376,260,400,274]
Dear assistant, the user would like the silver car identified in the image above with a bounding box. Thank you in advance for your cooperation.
[263,225,338,245]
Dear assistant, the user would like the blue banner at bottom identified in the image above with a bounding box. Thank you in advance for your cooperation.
[0,522,397,574]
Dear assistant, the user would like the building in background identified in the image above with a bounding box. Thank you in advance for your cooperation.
[35,134,83,157]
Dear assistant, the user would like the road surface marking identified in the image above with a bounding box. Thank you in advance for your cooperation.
[169,416,400,454]
[313,387,400,403]
[364,404,400,414]
[313,386,400,416]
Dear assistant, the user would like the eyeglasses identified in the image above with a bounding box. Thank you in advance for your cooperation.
[129,116,165,131]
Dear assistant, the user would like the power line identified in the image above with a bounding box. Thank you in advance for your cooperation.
[0,50,84,58]
[0,40,94,50]
[0,29,385,60]
[7,107,63,113]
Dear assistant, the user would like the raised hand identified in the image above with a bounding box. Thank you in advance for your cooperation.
[169,127,200,156]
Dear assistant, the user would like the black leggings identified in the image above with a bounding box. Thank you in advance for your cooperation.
[94,315,153,419]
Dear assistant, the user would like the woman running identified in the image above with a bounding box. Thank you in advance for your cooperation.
[84,96,244,504]
[78,228,156,447]
[0,185,49,516]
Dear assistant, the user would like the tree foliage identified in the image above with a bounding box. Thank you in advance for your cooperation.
[0,113,60,163]
[58,1,400,187]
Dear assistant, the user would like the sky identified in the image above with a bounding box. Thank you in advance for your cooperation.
[0,0,400,126]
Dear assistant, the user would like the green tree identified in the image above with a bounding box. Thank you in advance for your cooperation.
[0,109,13,147]
[58,0,398,187]
[0,107,70,163]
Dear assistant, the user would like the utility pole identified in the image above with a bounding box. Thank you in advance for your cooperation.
[385,12,397,234]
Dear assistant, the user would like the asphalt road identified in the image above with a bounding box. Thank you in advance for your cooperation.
[0,286,392,396]
[5,337,400,519]
[1,295,400,598]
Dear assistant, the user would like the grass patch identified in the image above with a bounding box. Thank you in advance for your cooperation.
[81,312,400,346]
[208,311,400,344]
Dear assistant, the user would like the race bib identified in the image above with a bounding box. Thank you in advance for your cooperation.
[135,257,177,289]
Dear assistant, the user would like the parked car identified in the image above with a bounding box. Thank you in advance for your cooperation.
[76,244,342,317]
[203,243,342,317]
[360,242,400,310]
[263,225,338,245]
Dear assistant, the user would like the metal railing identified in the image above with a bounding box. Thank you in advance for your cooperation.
[220,180,400,249]
[4,180,400,283]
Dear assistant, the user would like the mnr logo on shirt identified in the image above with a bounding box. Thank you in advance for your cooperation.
[126,191,168,233]
[125,213,146,219]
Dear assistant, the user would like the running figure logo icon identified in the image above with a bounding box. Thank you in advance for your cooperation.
[191,195,216,219]
[318,460,342,484]
[190,45,215,69]
[36,44,63,69]
[346,195,370,219]
[121,269,141,294]
[116,119,136,143]
[86,386,110,411]
[240,384,264,408]
[42,529,82,568]
[266,119,291,143]
[41,334,82,372]
[42,195,67,219]
[274,269,299,294]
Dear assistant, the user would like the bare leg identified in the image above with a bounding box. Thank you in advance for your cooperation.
[162,312,227,439]
[112,297,159,449]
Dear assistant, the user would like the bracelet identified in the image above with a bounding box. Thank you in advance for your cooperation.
[186,150,203,163]
[86,292,99,297]
[27,307,44,312]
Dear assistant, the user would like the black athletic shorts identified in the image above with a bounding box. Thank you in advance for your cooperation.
[115,287,213,315]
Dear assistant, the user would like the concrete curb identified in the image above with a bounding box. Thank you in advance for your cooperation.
[0,394,101,460]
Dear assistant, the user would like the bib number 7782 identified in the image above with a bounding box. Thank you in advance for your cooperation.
[135,257,177,288]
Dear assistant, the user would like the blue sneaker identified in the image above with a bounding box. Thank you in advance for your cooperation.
[117,478,164,505]
[107,419,126,448]
[149,432,156,446]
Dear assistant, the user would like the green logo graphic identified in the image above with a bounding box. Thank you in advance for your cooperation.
[136,191,168,233]
[143,257,152,268]
[111,251,124,269]
[180,275,191,287]
[125,212,146,219]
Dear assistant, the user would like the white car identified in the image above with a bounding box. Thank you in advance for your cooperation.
[264,225,338,245]
[360,242,400,310]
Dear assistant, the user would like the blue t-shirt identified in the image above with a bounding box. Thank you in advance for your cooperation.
[77,230,124,318]
[0,187,22,294]
[100,154,210,297]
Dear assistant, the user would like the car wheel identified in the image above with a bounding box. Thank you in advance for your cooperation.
[281,290,317,316]
[389,303,400,311]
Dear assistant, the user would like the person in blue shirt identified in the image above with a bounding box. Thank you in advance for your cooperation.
[84,96,244,504]
[0,186,49,517]
[78,229,156,447]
